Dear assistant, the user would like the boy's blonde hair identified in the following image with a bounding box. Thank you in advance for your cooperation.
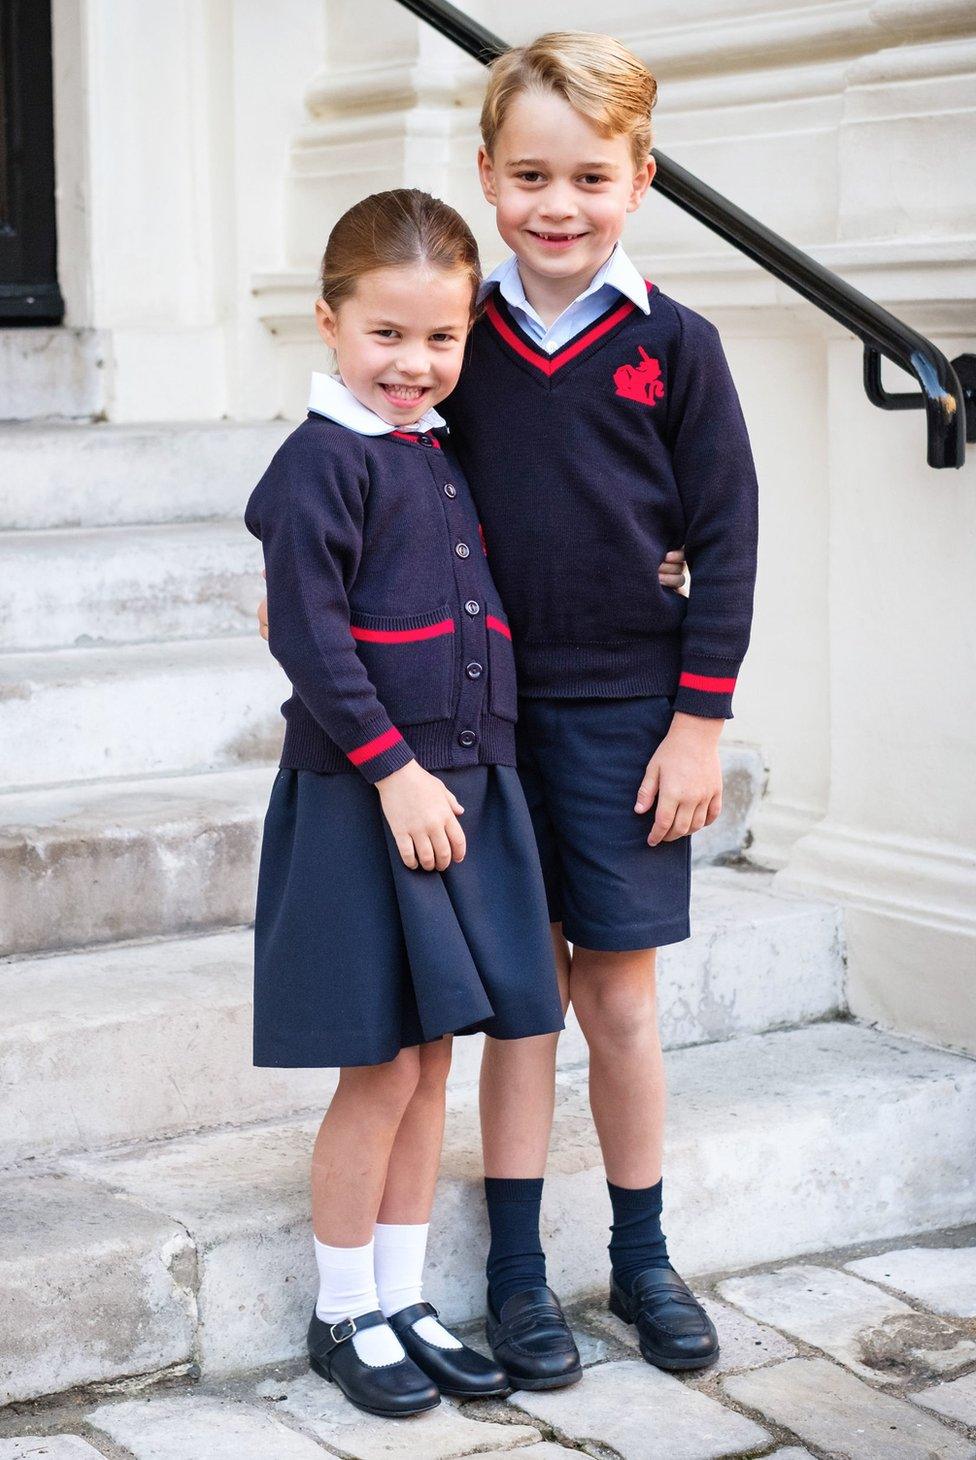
[480,32,657,171]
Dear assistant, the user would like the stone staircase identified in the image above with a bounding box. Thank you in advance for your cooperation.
[2,417,975,1408]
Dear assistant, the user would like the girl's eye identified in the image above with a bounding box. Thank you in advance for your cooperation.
[430,333,457,344]
[373,329,398,339]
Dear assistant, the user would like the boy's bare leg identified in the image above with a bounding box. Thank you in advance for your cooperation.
[568,946,665,1186]
[479,926,570,1176]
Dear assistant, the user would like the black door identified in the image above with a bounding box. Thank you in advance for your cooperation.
[0,0,64,323]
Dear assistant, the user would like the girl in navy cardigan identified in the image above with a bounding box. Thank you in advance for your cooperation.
[245,190,564,1417]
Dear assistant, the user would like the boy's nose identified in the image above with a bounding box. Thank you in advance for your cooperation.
[537,188,578,222]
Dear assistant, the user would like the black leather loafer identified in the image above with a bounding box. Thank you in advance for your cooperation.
[307,1307,441,1417]
[388,1300,510,1397]
[485,1285,583,1391]
[609,1266,720,1371]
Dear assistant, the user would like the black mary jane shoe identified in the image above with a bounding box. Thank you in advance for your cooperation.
[609,1265,720,1371]
[307,1307,441,1418]
[485,1285,583,1391]
[388,1300,510,1398]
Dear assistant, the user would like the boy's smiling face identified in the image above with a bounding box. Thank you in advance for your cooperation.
[478,89,655,307]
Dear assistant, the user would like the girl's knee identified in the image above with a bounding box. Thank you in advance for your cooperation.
[416,1036,453,1093]
[339,1046,421,1115]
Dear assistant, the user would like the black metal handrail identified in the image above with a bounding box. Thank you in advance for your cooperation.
[394,0,973,469]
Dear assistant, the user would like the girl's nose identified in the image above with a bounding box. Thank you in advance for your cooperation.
[394,351,428,377]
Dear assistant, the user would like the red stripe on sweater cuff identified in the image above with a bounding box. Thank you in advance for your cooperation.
[351,619,454,644]
[486,615,512,640]
[679,671,737,693]
[347,727,403,766]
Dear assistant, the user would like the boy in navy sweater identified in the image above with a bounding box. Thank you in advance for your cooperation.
[446,31,757,1381]
[258,31,756,1387]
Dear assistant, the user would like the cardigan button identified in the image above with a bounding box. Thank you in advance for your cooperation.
[465,661,483,680]
[464,600,480,616]
[455,542,470,559]
[458,729,477,748]
[443,483,457,499]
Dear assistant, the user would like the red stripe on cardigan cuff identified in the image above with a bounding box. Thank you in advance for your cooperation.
[350,619,454,644]
[347,727,404,766]
[486,615,512,640]
[678,671,738,694]
[391,429,441,448]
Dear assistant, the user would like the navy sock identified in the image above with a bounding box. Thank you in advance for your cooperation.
[484,1176,546,1313]
[607,1177,670,1293]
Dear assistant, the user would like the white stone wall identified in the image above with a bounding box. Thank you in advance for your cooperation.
[49,0,976,1049]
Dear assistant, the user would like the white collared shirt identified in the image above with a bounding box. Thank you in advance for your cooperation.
[307,372,446,436]
[478,243,650,355]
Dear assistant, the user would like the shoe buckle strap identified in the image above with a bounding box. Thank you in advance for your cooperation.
[328,1316,357,1346]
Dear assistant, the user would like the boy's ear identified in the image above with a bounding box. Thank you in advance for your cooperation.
[315,298,339,349]
[627,155,657,213]
[477,145,498,206]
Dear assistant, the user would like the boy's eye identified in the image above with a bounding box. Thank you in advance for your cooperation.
[516,171,544,184]
[581,174,609,186]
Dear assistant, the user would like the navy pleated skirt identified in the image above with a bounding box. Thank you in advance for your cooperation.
[253,764,564,1068]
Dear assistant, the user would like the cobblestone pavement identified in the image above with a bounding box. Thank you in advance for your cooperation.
[3,1227,975,1460]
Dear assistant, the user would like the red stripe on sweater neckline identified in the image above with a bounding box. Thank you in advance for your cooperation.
[390,429,441,448]
[483,283,653,377]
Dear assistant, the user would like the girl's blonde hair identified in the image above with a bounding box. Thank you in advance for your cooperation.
[480,32,657,170]
[320,189,481,315]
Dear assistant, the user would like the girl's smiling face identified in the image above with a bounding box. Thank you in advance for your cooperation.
[315,263,473,425]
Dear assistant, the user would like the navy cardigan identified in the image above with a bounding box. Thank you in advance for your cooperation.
[444,282,759,719]
[245,416,518,783]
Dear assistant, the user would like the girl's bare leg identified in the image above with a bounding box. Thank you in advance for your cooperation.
[378,1037,454,1223]
[311,1046,421,1244]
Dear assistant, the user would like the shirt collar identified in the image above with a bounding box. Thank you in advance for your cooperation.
[478,243,650,320]
[307,372,446,436]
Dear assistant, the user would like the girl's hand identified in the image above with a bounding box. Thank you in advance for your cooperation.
[635,713,723,846]
[376,760,466,871]
[257,570,269,641]
[658,548,687,591]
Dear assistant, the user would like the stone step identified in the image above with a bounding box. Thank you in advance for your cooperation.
[0,521,264,651]
[4,1022,973,1399]
[0,749,765,957]
[0,419,292,530]
[0,327,105,423]
[0,867,842,1168]
[0,637,287,790]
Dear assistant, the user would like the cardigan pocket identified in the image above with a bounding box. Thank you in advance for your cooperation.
[350,605,457,724]
[485,611,518,721]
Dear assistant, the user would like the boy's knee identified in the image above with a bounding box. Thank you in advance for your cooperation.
[572,958,659,1049]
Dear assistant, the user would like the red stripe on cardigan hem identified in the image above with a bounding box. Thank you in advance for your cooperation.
[350,619,455,644]
[347,727,404,765]
[486,615,512,640]
[679,671,737,693]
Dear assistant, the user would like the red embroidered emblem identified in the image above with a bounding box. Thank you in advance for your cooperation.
[613,346,665,406]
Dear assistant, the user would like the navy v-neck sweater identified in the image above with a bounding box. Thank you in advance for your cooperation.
[443,282,759,719]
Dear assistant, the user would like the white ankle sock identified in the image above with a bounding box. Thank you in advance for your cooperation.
[313,1236,405,1366]
[374,1222,462,1350]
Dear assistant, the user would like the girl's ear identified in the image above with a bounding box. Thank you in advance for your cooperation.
[627,156,656,213]
[315,298,339,349]
[477,145,498,206]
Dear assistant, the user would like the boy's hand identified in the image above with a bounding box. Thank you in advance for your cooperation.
[658,548,687,591]
[376,760,466,871]
[257,570,269,641]
[635,713,723,846]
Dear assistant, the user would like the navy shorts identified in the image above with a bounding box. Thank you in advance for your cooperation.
[515,696,692,952]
